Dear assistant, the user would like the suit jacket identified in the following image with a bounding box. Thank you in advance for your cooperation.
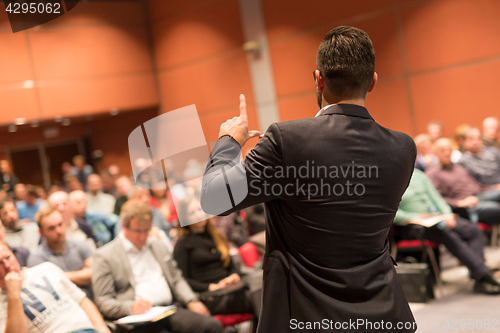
[92,237,198,319]
[201,104,417,332]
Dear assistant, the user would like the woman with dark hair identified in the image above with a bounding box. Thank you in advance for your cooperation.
[173,196,261,322]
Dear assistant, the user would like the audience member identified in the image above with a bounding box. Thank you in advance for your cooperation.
[69,190,114,246]
[451,124,472,163]
[92,200,223,333]
[482,117,500,149]
[28,206,94,299]
[48,184,63,197]
[15,185,44,222]
[64,175,84,193]
[0,199,39,253]
[414,133,438,171]
[427,120,443,142]
[0,242,110,333]
[107,164,120,180]
[100,170,117,198]
[61,161,72,184]
[114,187,171,240]
[0,219,29,267]
[213,213,249,248]
[35,186,47,201]
[114,175,131,216]
[459,127,500,185]
[0,160,19,196]
[70,155,93,189]
[13,183,26,202]
[394,168,500,294]
[48,191,97,251]
[86,174,115,216]
[427,138,500,225]
[174,197,261,320]
[150,181,178,227]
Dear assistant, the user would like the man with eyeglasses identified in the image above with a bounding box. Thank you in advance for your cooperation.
[92,200,223,333]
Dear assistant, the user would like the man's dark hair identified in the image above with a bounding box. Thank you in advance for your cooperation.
[316,26,375,99]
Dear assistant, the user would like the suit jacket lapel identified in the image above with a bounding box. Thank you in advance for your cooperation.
[115,239,136,288]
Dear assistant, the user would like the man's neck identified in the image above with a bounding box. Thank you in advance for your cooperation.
[48,241,66,254]
[321,96,366,109]
[6,220,20,231]
[441,162,453,169]
[89,190,99,197]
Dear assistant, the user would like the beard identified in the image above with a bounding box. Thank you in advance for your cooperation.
[316,90,322,110]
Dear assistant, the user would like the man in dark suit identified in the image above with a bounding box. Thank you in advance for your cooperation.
[201,26,417,332]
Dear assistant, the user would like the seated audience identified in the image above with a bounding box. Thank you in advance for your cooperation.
[63,175,83,193]
[427,120,443,142]
[86,174,116,216]
[0,160,19,196]
[427,138,500,225]
[69,190,115,246]
[0,242,110,333]
[69,155,93,189]
[150,181,178,227]
[213,213,249,248]
[100,170,117,198]
[113,175,132,216]
[28,206,94,300]
[114,187,171,240]
[35,186,47,201]
[92,200,223,333]
[459,127,500,186]
[394,168,500,294]
[174,197,261,320]
[16,185,44,222]
[13,183,26,203]
[482,116,500,149]
[0,219,29,267]
[451,124,472,163]
[414,134,438,171]
[48,191,97,251]
[0,199,39,252]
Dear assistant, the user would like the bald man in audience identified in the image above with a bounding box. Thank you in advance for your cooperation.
[427,138,500,225]
[459,127,500,186]
[28,206,94,300]
[48,191,97,251]
[483,117,500,149]
[0,199,39,253]
[86,174,115,216]
[69,190,114,246]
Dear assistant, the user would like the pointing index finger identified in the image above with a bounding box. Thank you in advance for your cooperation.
[239,94,247,119]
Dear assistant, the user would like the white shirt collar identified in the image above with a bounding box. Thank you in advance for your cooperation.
[119,231,154,253]
[315,104,336,117]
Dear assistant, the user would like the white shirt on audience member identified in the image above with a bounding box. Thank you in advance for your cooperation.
[86,191,116,216]
[119,232,173,306]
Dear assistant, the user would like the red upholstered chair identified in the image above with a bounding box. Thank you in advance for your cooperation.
[390,226,444,298]
[239,242,261,268]
[478,223,499,247]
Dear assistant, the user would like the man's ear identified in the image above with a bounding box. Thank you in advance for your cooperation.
[367,72,378,93]
[315,71,325,92]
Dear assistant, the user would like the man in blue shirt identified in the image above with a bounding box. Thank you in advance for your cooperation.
[15,185,44,222]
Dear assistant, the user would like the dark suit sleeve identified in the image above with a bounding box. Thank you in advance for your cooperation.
[201,123,285,216]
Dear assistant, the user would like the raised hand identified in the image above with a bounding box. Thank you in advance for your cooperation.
[218,94,262,147]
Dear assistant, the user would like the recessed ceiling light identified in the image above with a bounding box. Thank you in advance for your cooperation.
[55,116,63,122]
[15,118,25,125]
[23,80,35,89]
[30,121,39,127]
[62,118,71,126]
[8,125,17,132]
[110,108,119,116]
